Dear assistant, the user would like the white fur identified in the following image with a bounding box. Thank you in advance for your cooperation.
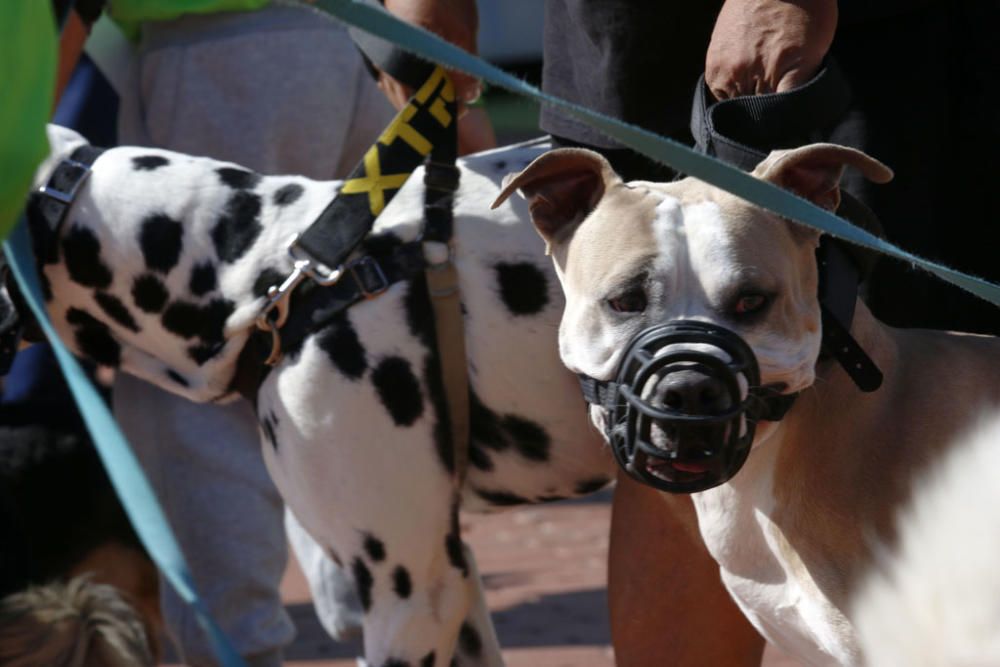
[852,414,1000,667]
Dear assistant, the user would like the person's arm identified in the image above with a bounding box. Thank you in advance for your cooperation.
[379,0,496,154]
[55,10,89,107]
[609,474,766,666]
[705,0,838,101]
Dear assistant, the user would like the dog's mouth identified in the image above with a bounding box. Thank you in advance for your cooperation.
[642,454,716,484]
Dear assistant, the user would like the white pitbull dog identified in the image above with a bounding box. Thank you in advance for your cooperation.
[493,144,1000,665]
[25,126,615,667]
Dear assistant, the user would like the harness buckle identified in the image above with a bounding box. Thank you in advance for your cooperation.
[255,236,346,365]
[349,255,389,298]
[39,158,92,204]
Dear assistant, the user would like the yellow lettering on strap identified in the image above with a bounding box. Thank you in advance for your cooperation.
[414,67,447,104]
[378,105,432,155]
[341,146,410,215]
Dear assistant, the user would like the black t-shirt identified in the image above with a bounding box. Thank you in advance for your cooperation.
[541,0,721,148]
[540,0,935,149]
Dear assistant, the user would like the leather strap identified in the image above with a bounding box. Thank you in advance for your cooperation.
[294,67,456,272]
[419,120,468,484]
[425,256,469,486]
[689,59,883,392]
[33,145,104,263]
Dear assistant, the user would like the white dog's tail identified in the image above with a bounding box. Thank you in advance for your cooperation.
[852,414,1000,666]
[31,124,90,190]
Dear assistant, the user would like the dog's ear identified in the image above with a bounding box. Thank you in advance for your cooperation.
[753,143,893,211]
[491,148,618,254]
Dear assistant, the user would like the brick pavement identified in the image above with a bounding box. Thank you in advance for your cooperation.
[270,488,800,666]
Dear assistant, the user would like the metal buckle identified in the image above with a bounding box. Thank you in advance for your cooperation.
[39,159,92,204]
[349,255,389,298]
[255,235,345,365]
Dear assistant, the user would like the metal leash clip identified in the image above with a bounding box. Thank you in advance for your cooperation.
[255,235,344,365]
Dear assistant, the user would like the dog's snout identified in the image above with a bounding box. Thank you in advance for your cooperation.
[655,370,732,416]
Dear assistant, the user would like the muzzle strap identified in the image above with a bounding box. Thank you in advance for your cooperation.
[578,374,619,412]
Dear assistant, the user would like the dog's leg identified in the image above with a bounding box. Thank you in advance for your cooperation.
[256,317,492,665]
[454,544,504,667]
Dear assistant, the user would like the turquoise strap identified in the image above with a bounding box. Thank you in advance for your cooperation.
[3,220,246,667]
[314,0,1000,308]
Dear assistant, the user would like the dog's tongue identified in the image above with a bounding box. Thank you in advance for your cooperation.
[671,460,711,474]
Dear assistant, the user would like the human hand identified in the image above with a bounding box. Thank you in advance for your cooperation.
[705,0,838,101]
[379,0,483,110]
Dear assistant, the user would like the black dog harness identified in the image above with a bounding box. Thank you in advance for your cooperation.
[23,67,470,486]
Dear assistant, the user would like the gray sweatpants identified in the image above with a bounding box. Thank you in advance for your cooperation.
[113,4,394,665]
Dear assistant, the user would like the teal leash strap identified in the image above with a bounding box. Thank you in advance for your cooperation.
[314,0,1000,308]
[3,219,246,667]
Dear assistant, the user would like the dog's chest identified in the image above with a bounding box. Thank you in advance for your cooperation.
[692,445,860,666]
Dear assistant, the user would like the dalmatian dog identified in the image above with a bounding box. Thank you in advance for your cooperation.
[26,125,614,666]
[494,144,1000,664]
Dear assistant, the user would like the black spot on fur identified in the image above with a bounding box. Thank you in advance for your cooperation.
[372,357,423,426]
[474,488,530,506]
[404,279,454,474]
[273,183,304,206]
[66,307,102,328]
[382,660,409,667]
[352,557,374,612]
[575,476,612,495]
[261,414,278,451]
[132,274,168,313]
[493,160,507,171]
[166,369,189,387]
[94,292,140,333]
[444,504,468,577]
[494,262,549,316]
[363,534,386,562]
[66,309,120,367]
[212,191,263,263]
[62,225,112,289]
[139,213,183,274]
[131,155,169,171]
[200,298,235,342]
[470,390,551,462]
[392,566,412,599]
[468,444,494,472]
[420,652,436,667]
[189,263,217,296]
[162,298,234,342]
[316,314,367,380]
[75,326,120,367]
[217,167,261,190]
[502,415,551,462]
[458,622,483,657]
[470,390,506,452]
[252,267,286,299]
[161,301,201,339]
[188,342,224,365]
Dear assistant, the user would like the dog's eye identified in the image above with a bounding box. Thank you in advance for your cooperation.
[733,293,770,316]
[607,288,647,314]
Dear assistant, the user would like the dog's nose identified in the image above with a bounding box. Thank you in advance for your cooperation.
[655,370,732,416]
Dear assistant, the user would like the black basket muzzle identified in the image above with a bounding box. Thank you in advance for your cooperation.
[579,320,797,493]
